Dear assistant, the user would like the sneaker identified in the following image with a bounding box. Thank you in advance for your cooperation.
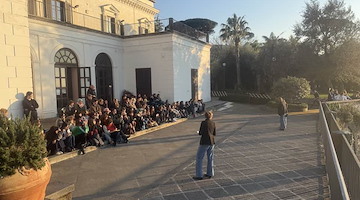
[56,151,63,155]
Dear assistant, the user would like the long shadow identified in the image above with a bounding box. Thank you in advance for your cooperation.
[71,118,249,200]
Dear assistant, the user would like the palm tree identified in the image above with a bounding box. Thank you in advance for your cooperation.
[220,14,254,89]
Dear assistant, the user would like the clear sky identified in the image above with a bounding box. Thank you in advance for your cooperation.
[155,0,360,42]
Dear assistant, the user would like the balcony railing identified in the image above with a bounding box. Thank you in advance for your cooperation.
[320,100,360,199]
[28,0,209,42]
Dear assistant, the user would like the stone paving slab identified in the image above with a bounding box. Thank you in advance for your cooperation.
[141,107,330,200]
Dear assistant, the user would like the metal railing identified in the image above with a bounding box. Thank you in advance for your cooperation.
[28,0,209,42]
[319,102,350,199]
[323,101,360,200]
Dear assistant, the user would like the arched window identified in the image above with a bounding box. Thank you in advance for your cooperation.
[54,48,78,64]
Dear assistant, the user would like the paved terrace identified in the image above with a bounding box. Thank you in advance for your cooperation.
[47,101,329,200]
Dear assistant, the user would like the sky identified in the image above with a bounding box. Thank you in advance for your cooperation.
[155,0,360,43]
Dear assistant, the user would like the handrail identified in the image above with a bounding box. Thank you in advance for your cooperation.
[324,101,360,200]
[319,102,350,199]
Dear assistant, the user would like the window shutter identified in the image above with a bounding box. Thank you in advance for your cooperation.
[101,14,105,31]
[28,0,36,15]
[44,0,52,18]
[65,2,72,23]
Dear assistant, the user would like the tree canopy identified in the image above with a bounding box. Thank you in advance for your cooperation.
[294,0,360,55]
[180,18,218,34]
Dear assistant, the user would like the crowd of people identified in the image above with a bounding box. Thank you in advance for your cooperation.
[31,86,206,156]
[327,88,352,101]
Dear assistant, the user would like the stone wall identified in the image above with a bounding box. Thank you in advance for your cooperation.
[0,0,32,118]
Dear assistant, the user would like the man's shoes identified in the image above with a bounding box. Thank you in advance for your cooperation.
[204,174,212,179]
[192,176,203,180]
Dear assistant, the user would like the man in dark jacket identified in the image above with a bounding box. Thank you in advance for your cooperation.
[23,91,39,123]
[193,111,216,180]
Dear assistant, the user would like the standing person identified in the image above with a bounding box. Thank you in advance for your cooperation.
[193,111,216,180]
[278,97,288,131]
[23,91,39,123]
[87,85,96,98]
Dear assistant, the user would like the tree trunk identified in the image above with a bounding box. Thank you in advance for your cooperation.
[235,43,241,90]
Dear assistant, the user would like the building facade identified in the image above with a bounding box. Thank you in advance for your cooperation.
[1,0,211,118]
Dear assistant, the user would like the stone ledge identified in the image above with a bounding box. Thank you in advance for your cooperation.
[45,184,75,200]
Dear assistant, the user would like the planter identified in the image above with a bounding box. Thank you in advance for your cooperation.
[0,158,52,200]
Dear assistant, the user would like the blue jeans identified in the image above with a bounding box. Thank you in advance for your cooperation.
[280,115,287,129]
[196,145,214,177]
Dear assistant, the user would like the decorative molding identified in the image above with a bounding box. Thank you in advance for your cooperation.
[100,4,120,14]
[115,0,159,15]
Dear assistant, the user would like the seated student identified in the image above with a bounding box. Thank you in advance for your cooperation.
[110,108,122,128]
[197,99,205,113]
[71,118,89,154]
[75,98,87,116]
[45,126,64,156]
[179,101,188,118]
[103,119,128,146]
[88,118,104,147]
[64,100,76,117]
[95,118,111,144]
[59,122,75,152]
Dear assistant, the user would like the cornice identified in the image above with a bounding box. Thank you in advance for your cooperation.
[115,0,159,15]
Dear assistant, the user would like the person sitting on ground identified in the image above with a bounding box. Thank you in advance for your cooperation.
[75,98,87,116]
[103,118,128,146]
[60,122,75,152]
[45,126,63,155]
[64,100,76,116]
[71,118,89,154]
[88,118,104,147]
[327,88,335,101]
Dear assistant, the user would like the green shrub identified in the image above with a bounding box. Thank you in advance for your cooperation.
[271,76,311,103]
[266,101,277,108]
[288,103,308,112]
[0,115,47,177]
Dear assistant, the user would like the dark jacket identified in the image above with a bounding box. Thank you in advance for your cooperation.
[199,119,216,145]
[278,101,288,116]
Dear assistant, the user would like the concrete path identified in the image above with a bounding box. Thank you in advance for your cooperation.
[47,102,329,200]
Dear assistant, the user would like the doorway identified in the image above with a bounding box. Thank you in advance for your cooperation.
[136,68,152,97]
[95,53,113,101]
[54,48,78,110]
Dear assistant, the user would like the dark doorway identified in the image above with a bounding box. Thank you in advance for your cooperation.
[95,53,113,101]
[136,68,152,97]
[191,69,198,100]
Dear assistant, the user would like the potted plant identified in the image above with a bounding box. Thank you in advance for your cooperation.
[0,115,52,200]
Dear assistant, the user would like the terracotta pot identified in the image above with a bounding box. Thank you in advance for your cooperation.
[0,158,52,200]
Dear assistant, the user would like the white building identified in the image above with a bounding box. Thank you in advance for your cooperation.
[1,0,211,118]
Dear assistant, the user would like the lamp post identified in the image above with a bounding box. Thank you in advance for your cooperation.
[222,62,226,90]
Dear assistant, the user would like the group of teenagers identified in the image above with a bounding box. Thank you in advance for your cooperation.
[44,86,206,156]
[327,88,352,101]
